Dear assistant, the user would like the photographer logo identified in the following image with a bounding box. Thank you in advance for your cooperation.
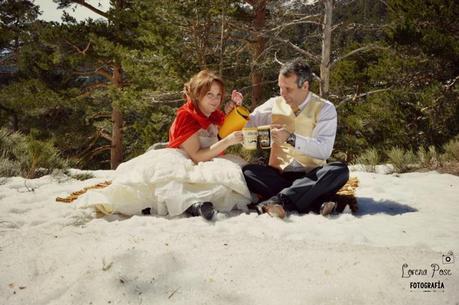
[442,251,454,264]
[401,251,454,292]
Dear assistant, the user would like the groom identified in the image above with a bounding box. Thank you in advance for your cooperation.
[242,58,349,218]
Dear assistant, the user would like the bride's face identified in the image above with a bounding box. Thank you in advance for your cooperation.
[198,82,222,117]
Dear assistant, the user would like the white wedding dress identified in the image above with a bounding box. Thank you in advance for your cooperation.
[75,125,252,216]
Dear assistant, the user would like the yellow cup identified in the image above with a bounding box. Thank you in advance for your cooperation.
[218,106,250,138]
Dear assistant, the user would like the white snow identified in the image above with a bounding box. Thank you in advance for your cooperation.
[1,169,458,304]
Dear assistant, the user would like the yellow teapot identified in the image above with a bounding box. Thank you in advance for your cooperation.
[218,106,250,138]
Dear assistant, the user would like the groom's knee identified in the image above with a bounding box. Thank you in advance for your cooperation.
[325,162,350,187]
[242,164,265,178]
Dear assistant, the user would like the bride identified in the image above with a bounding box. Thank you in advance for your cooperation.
[75,70,252,220]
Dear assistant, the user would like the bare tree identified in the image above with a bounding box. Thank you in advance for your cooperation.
[247,0,268,109]
[264,0,388,103]
[320,0,333,98]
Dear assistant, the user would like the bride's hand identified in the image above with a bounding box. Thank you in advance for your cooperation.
[224,90,243,114]
[231,90,243,105]
[224,130,243,146]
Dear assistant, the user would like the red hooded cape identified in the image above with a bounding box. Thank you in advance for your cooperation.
[168,98,225,148]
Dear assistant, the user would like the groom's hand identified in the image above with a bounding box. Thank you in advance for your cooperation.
[270,124,290,145]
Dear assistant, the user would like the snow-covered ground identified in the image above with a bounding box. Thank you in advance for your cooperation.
[1,168,458,305]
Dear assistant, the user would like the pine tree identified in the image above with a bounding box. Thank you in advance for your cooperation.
[0,0,60,132]
[51,0,162,168]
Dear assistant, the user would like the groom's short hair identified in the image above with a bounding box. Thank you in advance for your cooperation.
[280,58,313,88]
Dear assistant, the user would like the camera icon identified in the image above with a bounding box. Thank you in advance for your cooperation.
[442,251,455,264]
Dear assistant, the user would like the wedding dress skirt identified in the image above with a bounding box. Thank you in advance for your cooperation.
[74,148,252,216]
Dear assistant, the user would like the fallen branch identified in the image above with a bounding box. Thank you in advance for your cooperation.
[56,180,112,203]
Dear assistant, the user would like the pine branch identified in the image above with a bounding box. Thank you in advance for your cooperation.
[267,14,321,33]
[89,112,111,120]
[336,88,392,108]
[77,132,101,158]
[274,51,284,65]
[0,53,15,64]
[272,36,321,63]
[71,0,109,19]
[331,44,388,67]
[98,129,112,142]
[95,67,113,82]
[342,23,385,32]
[65,39,91,55]
[83,82,109,90]
[331,22,343,32]
[445,75,459,90]
[88,144,112,160]
[73,67,113,84]
[0,103,14,114]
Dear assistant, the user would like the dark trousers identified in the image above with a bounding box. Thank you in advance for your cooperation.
[242,162,349,214]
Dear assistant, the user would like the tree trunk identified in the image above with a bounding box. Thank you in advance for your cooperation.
[219,10,225,77]
[11,114,18,131]
[111,64,123,169]
[249,0,267,110]
[320,0,333,98]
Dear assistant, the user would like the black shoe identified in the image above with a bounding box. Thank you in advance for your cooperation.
[256,197,286,219]
[186,202,215,220]
[141,207,151,215]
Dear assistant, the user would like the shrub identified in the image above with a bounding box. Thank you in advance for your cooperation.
[442,138,459,162]
[0,128,68,178]
[386,147,417,173]
[0,158,21,177]
[70,172,95,181]
[417,145,440,169]
[0,128,23,158]
[354,148,380,172]
[21,139,68,178]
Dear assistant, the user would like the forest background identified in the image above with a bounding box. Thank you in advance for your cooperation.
[1,0,458,177]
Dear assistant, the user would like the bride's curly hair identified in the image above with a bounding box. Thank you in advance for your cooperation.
[183,70,225,107]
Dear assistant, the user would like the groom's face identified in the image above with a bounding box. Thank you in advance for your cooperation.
[278,73,309,108]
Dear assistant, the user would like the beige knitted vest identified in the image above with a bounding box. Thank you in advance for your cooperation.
[268,93,326,172]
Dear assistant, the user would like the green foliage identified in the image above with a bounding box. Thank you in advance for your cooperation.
[0,128,67,178]
[442,138,459,162]
[417,145,440,169]
[386,147,416,173]
[336,89,411,159]
[0,79,62,114]
[68,172,95,181]
[1,0,457,171]
[333,46,458,159]
[330,0,458,160]
[0,158,21,177]
[387,0,459,75]
[353,148,380,172]
[127,103,176,158]
[0,0,40,48]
